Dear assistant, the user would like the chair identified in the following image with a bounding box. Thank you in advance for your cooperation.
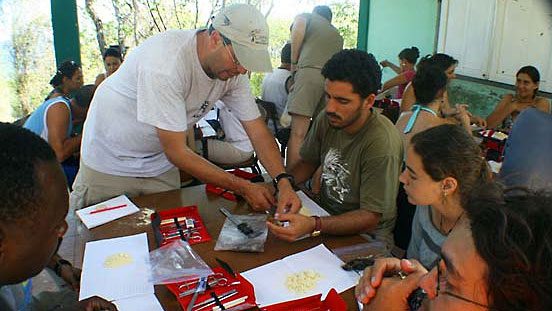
[256,98,290,158]
[201,108,262,175]
[212,155,262,175]
[256,98,279,133]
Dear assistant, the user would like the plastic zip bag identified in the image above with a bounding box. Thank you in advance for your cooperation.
[149,239,212,284]
[215,214,268,253]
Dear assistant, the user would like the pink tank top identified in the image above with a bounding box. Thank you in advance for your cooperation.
[398,70,416,99]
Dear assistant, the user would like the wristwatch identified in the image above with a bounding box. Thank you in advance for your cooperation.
[272,173,295,190]
[311,216,321,237]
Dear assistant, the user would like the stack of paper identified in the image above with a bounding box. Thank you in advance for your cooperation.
[76,195,139,229]
[79,233,163,311]
[241,244,359,307]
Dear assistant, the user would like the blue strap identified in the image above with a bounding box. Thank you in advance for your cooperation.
[22,279,33,309]
[403,104,438,134]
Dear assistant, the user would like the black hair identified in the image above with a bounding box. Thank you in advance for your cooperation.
[73,85,96,108]
[0,123,57,223]
[49,60,81,88]
[398,46,420,65]
[281,43,291,64]
[417,53,458,73]
[103,47,122,61]
[313,5,332,22]
[517,65,541,98]
[465,184,552,311]
[412,65,448,105]
[410,124,491,207]
[321,49,382,98]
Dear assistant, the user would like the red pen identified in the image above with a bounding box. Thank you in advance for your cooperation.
[89,204,127,214]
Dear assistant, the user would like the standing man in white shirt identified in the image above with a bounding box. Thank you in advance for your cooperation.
[72,4,300,212]
[261,43,292,132]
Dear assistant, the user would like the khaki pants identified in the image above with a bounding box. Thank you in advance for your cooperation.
[206,139,254,164]
[70,161,180,209]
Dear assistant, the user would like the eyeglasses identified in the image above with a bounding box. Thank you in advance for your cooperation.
[222,40,241,69]
[436,263,490,309]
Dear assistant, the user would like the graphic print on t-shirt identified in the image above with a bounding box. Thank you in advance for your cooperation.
[192,100,211,120]
[321,148,350,203]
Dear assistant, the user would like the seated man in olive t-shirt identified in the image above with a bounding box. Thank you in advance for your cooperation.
[267,49,403,248]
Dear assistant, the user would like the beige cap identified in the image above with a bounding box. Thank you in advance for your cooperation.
[213,4,272,72]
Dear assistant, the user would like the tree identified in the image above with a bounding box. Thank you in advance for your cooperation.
[85,0,108,56]
[6,0,55,118]
[80,0,358,97]
[330,0,359,49]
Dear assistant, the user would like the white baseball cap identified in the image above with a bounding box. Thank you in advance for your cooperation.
[212,4,272,72]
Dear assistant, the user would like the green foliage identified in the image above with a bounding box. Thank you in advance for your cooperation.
[79,27,104,84]
[250,72,265,98]
[8,6,55,118]
[330,0,359,49]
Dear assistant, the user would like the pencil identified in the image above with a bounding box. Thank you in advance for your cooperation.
[89,204,127,214]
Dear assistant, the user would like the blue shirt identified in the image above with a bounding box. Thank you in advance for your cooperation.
[23,96,73,142]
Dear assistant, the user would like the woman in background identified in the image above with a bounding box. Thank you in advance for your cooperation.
[95,47,123,85]
[401,53,457,113]
[380,46,420,99]
[46,60,83,100]
[486,65,551,130]
[401,53,486,127]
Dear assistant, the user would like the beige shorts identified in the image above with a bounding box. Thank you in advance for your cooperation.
[286,67,327,118]
[70,161,180,209]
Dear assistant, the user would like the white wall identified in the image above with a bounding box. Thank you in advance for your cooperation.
[438,0,552,92]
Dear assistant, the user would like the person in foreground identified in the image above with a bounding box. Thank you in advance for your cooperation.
[400,124,490,269]
[0,123,115,310]
[268,49,403,247]
[355,182,552,311]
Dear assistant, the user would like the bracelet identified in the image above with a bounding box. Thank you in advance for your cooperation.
[54,259,72,276]
[310,216,321,237]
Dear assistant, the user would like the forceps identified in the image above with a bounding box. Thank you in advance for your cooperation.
[178,273,231,298]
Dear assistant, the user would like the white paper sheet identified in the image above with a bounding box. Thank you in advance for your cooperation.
[79,233,154,302]
[114,294,164,311]
[76,195,139,229]
[296,191,330,217]
[241,244,359,307]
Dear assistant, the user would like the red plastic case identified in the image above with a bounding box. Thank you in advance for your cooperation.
[151,205,211,246]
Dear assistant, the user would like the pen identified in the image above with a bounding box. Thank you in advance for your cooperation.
[211,296,248,311]
[89,204,127,214]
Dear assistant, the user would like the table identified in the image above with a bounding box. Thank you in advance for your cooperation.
[64,185,366,310]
